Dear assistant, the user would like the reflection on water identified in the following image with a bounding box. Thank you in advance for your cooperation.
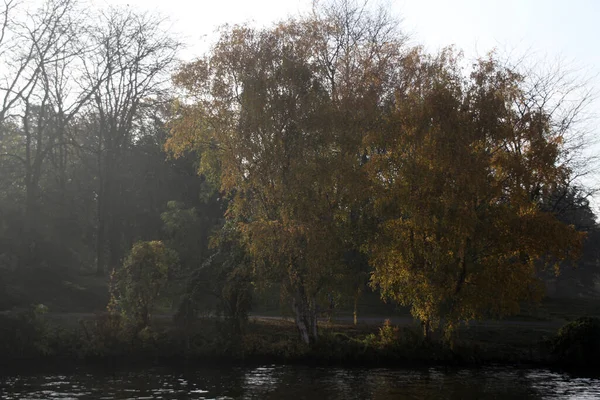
[1,364,599,399]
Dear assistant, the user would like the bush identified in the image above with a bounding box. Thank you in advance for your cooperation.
[372,320,424,350]
[111,241,178,330]
[0,304,51,359]
[551,317,600,367]
[78,312,129,357]
[378,319,400,347]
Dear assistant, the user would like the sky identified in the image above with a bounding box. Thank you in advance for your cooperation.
[93,0,600,68]
[96,0,600,206]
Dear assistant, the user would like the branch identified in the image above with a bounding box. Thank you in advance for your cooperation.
[0,151,26,164]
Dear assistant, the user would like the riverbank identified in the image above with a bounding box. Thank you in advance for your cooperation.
[2,309,598,373]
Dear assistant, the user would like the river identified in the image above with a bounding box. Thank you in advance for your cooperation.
[1,364,599,399]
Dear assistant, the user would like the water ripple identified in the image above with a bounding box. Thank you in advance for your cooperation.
[1,365,599,399]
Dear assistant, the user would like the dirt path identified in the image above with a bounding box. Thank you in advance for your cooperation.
[250,314,566,330]
[0,310,567,331]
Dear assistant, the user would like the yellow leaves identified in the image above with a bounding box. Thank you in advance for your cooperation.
[367,52,586,334]
[172,58,210,97]
[166,15,587,338]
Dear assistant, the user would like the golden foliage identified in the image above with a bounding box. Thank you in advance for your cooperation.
[367,50,584,333]
[168,9,586,338]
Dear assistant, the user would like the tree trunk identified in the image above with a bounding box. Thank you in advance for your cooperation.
[309,295,318,340]
[422,319,431,341]
[291,284,318,345]
[24,178,38,235]
[54,120,69,251]
[291,295,311,345]
[21,178,38,267]
[96,195,107,276]
[96,152,108,276]
[108,209,121,272]
[97,144,121,276]
[353,290,359,326]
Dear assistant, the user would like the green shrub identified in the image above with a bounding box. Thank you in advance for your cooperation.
[0,304,51,358]
[79,312,129,357]
[551,316,600,367]
[373,320,424,350]
[378,319,399,347]
[47,326,85,358]
[111,241,178,329]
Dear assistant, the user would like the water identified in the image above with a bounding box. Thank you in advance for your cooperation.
[1,364,599,399]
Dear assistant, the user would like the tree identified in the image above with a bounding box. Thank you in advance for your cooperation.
[540,185,599,297]
[83,7,180,275]
[0,1,197,317]
[367,49,586,337]
[175,222,253,336]
[543,185,596,232]
[110,240,178,329]
[0,0,91,266]
[168,1,404,344]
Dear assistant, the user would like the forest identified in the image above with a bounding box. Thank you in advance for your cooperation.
[0,0,599,366]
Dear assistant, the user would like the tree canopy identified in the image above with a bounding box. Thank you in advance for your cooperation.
[366,49,585,335]
[168,1,590,341]
[168,1,406,343]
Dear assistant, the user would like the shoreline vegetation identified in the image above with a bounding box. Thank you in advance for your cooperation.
[1,303,599,373]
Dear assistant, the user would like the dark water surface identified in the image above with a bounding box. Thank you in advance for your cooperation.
[1,364,599,399]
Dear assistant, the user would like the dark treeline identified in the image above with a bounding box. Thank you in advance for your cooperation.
[0,0,222,309]
[0,0,598,349]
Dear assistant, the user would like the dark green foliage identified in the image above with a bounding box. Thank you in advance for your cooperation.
[0,305,51,359]
[0,269,108,313]
[174,223,252,336]
[78,313,129,357]
[539,186,600,297]
[0,13,202,305]
[161,196,224,309]
[551,317,600,367]
[219,266,253,335]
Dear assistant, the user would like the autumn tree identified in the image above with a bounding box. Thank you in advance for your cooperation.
[367,49,586,337]
[168,0,404,344]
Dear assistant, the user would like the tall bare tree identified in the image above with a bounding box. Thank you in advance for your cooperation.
[0,0,92,264]
[83,7,180,275]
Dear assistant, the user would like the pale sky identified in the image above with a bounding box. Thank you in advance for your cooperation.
[95,0,600,67]
[97,0,600,206]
